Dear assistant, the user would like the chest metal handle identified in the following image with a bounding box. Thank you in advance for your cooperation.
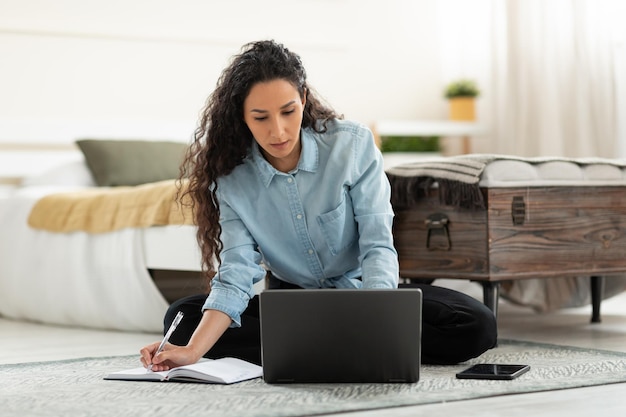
[425,213,451,251]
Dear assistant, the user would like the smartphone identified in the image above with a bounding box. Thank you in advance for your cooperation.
[456,364,530,380]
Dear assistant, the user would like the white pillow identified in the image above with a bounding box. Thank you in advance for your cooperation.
[21,159,97,187]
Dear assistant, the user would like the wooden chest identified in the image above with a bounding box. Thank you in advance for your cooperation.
[387,156,626,321]
[393,185,626,282]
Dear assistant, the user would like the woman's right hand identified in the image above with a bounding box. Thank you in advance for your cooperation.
[139,308,233,372]
[139,342,201,372]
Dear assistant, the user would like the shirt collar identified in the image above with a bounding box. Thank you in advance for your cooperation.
[251,128,319,187]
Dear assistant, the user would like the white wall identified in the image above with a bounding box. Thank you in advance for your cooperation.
[0,0,446,144]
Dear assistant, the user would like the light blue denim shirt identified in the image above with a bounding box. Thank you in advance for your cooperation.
[203,119,399,326]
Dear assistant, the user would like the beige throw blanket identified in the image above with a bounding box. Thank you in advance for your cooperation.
[385,155,491,210]
[385,153,626,210]
[28,180,195,233]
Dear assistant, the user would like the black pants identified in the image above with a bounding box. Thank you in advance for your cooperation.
[164,283,497,366]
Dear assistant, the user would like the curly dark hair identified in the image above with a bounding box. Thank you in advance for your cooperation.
[178,40,340,283]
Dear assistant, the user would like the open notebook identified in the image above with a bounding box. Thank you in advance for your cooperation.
[104,357,262,384]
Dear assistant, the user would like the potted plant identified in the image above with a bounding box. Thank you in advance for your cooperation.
[444,79,479,121]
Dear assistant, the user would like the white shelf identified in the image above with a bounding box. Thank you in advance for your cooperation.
[373,120,484,137]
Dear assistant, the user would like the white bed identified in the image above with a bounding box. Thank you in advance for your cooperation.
[0,156,203,332]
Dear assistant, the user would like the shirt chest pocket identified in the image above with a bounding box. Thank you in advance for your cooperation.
[316,193,358,256]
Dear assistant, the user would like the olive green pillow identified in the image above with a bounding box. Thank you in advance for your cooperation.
[76,139,188,186]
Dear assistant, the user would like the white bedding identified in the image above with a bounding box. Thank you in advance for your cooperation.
[0,184,178,332]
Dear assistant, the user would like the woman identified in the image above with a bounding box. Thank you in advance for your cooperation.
[140,40,497,371]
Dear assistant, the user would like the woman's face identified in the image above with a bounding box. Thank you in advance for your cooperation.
[243,79,305,173]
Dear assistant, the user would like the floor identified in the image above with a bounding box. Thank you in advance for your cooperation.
[2,280,626,416]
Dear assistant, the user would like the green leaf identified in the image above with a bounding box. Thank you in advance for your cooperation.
[444,79,480,98]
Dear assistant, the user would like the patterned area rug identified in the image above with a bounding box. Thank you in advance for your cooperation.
[1,340,625,417]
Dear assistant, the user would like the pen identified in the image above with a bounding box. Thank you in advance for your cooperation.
[148,311,184,372]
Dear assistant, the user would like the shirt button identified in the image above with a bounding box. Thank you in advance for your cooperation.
[296,214,302,220]
[308,249,314,255]
[287,178,293,183]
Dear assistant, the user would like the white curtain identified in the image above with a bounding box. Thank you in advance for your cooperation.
[438,0,624,158]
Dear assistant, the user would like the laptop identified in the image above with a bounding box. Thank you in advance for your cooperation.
[259,288,422,383]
